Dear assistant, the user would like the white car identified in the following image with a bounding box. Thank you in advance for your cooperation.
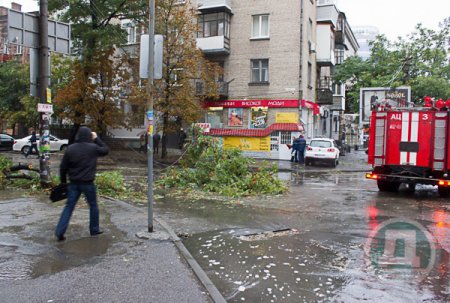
[305,138,340,167]
[13,135,68,154]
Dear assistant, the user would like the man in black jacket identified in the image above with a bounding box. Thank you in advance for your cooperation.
[55,127,109,241]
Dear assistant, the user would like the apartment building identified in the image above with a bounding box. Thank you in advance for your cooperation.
[315,0,358,141]
[114,0,358,159]
[196,0,318,160]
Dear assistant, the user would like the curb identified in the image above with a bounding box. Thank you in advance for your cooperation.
[101,196,227,303]
[278,168,371,173]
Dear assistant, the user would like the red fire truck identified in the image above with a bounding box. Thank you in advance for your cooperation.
[366,97,450,197]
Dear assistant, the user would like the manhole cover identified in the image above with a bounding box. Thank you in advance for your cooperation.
[239,228,299,241]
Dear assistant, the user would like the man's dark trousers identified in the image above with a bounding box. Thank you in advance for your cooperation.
[55,182,100,238]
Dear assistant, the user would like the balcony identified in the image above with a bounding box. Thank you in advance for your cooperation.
[335,30,345,45]
[196,35,230,55]
[195,80,229,97]
[316,77,333,105]
[197,0,232,14]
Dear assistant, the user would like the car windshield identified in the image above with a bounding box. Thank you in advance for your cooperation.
[310,140,332,148]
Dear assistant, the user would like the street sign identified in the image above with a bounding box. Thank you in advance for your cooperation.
[139,34,163,79]
[37,103,53,113]
[46,88,51,103]
[0,6,71,54]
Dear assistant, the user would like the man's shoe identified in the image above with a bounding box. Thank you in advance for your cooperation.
[56,235,66,242]
[90,231,104,236]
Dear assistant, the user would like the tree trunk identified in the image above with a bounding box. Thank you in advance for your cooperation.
[161,113,169,159]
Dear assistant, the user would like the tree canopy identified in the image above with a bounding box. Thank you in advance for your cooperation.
[154,0,221,157]
[0,60,39,134]
[335,18,450,112]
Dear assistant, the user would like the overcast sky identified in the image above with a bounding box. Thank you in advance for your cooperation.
[337,0,450,40]
[2,0,449,40]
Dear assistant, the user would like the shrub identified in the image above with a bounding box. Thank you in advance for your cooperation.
[157,135,287,197]
[96,171,127,196]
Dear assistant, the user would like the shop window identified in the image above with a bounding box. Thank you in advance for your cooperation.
[250,59,269,83]
[208,110,223,128]
[251,14,269,39]
[280,131,292,144]
[270,131,280,151]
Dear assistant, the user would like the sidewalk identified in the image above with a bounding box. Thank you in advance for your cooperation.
[0,192,215,303]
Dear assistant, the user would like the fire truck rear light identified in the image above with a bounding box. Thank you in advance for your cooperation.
[365,173,378,179]
[438,180,445,186]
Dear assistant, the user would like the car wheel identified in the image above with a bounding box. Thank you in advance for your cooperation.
[21,146,30,155]
[331,158,338,168]
[60,145,67,151]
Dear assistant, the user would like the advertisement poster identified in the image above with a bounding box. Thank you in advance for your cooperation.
[228,108,244,127]
[360,87,411,123]
[276,112,298,123]
[250,107,268,128]
[223,136,270,152]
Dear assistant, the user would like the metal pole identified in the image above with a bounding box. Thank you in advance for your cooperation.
[146,0,155,232]
[39,0,51,185]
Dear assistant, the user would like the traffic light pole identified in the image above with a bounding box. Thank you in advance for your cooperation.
[38,0,52,185]
[146,0,155,232]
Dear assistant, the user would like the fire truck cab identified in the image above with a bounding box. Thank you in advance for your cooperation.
[366,97,450,197]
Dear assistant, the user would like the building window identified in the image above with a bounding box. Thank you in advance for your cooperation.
[307,18,313,41]
[198,13,230,39]
[307,62,312,88]
[335,49,344,64]
[250,59,269,83]
[170,68,183,86]
[251,14,269,39]
[121,21,144,44]
[333,83,342,95]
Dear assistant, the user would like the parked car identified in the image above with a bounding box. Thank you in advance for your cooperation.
[305,138,340,167]
[13,135,68,154]
[0,134,15,151]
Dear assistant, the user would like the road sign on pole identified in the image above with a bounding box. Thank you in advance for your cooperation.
[0,6,71,54]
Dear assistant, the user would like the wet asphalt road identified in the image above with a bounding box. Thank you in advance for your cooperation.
[0,150,449,302]
[156,171,450,303]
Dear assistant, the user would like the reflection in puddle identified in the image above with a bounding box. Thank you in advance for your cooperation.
[31,235,113,278]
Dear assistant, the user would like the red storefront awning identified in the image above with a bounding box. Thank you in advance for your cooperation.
[204,99,299,108]
[301,99,320,115]
[209,123,304,137]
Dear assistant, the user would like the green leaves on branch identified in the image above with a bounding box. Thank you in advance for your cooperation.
[157,135,288,197]
[335,18,450,112]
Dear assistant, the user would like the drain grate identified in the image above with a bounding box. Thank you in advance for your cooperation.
[239,228,299,241]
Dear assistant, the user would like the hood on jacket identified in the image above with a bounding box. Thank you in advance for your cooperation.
[76,126,92,143]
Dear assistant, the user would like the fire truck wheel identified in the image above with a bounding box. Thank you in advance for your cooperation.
[405,183,416,192]
[377,180,400,192]
[438,186,449,198]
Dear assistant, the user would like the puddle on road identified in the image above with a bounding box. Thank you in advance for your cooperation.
[0,194,128,280]
[183,229,347,303]
[30,234,118,278]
